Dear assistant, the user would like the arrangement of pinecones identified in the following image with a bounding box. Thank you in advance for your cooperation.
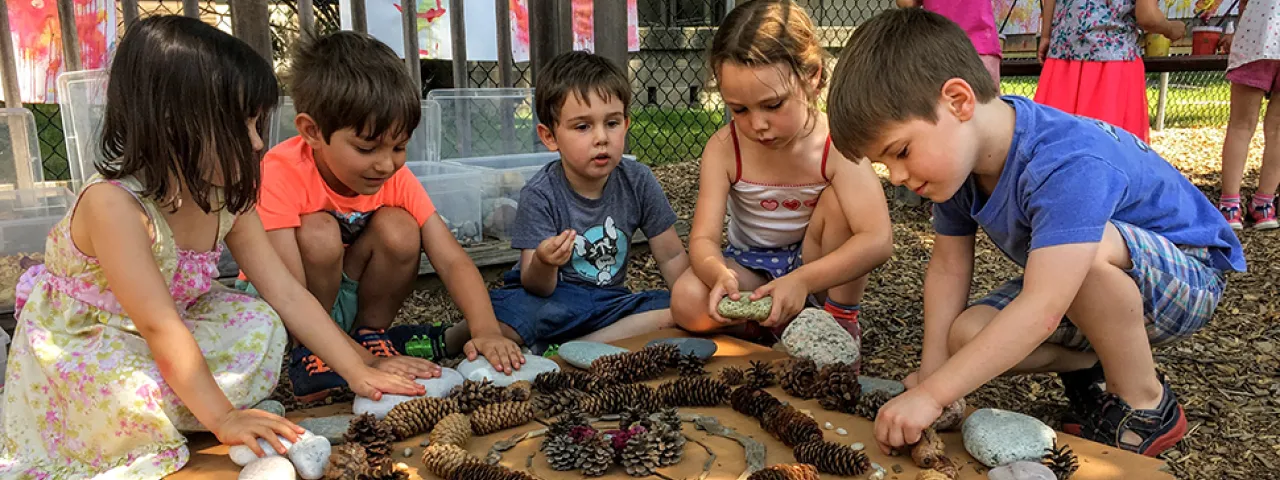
[590,345,674,385]
[747,463,821,480]
[533,370,600,394]
[657,376,731,407]
[547,407,590,438]
[675,352,707,376]
[321,443,368,480]
[745,360,778,389]
[579,432,615,477]
[730,386,783,419]
[793,440,871,476]
[817,362,862,414]
[855,389,895,420]
[581,383,661,416]
[780,358,822,399]
[541,432,584,471]
[470,401,535,435]
[761,404,823,447]
[653,421,686,467]
[1042,442,1080,479]
[448,379,506,413]
[421,443,477,479]
[382,397,460,439]
[427,412,472,448]
[719,366,746,386]
[344,413,394,461]
[618,405,655,430]
[655,407,682,432]
[532,388,590,418]
[910,428,946,469]
[619,427,662,476]
[449,462,539,480]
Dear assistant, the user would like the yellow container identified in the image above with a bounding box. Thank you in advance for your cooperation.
[1145,33,1171,57]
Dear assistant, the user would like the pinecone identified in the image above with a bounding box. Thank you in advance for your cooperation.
[745,360,777,389]
[448,379,505,413]
[579,432,615,477]
[793,440,870,476]
[581,384,660,416]
[533,371,600,394]
[910,428,945,469]
[618,404,654,430]
[747,463,821,480]
[345,413,394,458]
[532,388,590,418]
[658,376,731,407]
[730,386,782,419]
[675,352,707,376]
[653,422,686,467]
[322,443,369,480]
[656,407,682,432]
[541,433,583,471]
[427,412,472,448]
[780,358,823,399]
[590,347,670,385]
[547,408,590,438]
[504,380,533,402]
[855,389,894,420]
[761,404,823,447]
[647,342,683,368]
[1042,442,1080,479]
[382,397,460,439]
[448,462,539,480]
[619,427,661,477]
[421,444,478,479]
[370,462,412,480]
[916,456,959,480]
[719,366,746,386]
[367,456,396,479]
[817,362,862,414]
[470,401,535,435]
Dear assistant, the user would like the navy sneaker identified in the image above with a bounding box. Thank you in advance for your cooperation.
[353,328,401,358]
[288,345,348,403]
[1059,362,1105,435]
[1079,379,1188,456]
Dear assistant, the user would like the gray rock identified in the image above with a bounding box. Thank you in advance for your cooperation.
[963,408,1057,468]
[403,447,413,458]
[558,341,628,369]
[456,354,560,387]
[645,337,717,360]
[287,434,331,480]
[353,369,464,420]
[716,293,772,321]
[229,435,296,466]
[296,415,355,445]
[779,308,860,368]
[252,400,286,418]
[987,461,1057,480]
[238,456,296,480]
[869,463,886,480]
[858,377,906,396]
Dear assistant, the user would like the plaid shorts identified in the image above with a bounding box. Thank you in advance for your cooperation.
[973,221,1227,350]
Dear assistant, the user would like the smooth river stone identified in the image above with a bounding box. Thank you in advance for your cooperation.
[716,292,772,321]
[645,337,717,360]
[456,354,560,387]
[238,456,296,480]
[963,408,1057,467]
[352,369,464,420]
[558,341,628,369]
[296,415,355,445]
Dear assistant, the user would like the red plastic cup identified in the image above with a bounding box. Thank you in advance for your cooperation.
[1192,26,1223,55]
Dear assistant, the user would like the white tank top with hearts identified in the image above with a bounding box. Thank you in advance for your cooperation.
[725,122,831,250]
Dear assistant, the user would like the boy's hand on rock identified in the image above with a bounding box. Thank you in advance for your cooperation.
[214,409,304,457]
[708,271,741,323]
[536,230,576,266]
[874,388,942,454]
[371,355,441,379]
[465,335,525,374]
[753,276,807,328]
[348,367,426,400]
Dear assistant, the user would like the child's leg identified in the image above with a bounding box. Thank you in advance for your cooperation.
[344,207,421,331]
[802,189,870,308]
[1220,83,1266,200]
[947,303,1098,374]
[296,212,348,312]
[577,308,674,344]
[671,261,768,333]
[1250,89,1280,228]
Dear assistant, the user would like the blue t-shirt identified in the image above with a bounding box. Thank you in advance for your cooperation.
[933,96,1245,272]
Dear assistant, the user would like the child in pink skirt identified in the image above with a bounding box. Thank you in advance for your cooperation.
[1035,0,1186,142]
[1217,0,1280,230]
[897,0,1003,84]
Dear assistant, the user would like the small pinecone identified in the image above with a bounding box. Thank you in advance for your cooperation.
[1042,442,1080,479]
[547,408,590,438]
[619,427,662,477]
[817,363,862,414]
[382,397,460,439]
[675,352,707,376]
[730,387,782,419]
[322,443,369,480]
[855,389,894,420]
[541,433,583,471]
[504,380,534,402]
[367,456,396,479]
[421,444,477,479]
[916,456,959,480]
[533,371,600,393]
[427,412,472,448]
[648,342,683,368]
[793,441,870,476]
[345,413,395,458]
[370,462,412,480]
[780,358,823,399]
[591,347,670,385]
[910,428,946,469]
[471,401,535,435]
[448,379,505,413]
[761,404,823,447]
[532,388,590,418]
[745,360,777,389]
[579,432,615,477]
[719,366,746,386]
[448,462,539,480]
[653,422,686,467]
[657,376,731,407]
[746,463,821,480]
[656,407,682,432]
[618,404,654,429]
[581,384,660,416]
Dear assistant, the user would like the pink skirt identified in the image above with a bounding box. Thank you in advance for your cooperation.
[1034,58,1150,142]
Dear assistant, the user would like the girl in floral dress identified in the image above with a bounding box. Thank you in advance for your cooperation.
[1217,0,1280,230]
[0,16,437,478]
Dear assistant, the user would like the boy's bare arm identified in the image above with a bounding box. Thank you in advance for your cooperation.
[519,230,575,297]
[648,227,690,287]
[918,233,976,380]
[421,214,503,335]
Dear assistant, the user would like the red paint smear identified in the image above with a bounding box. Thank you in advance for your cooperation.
[9,0,110,101]
[511,0,529,50]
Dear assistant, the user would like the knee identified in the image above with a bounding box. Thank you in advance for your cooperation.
[947,307,990,355]
[670,270,709,326]
[297,213,344,268]
[369,207,422,263]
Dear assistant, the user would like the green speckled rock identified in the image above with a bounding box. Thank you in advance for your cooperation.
[716,293,772,321]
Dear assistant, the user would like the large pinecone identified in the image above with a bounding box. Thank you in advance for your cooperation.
[541,433,583,471]
[618,404,655,430]
[761,404,823,447]
[675,352,707,377]
[504,380,533,402]
[428,412,472,448]
[448,379,505,413]
[793,440,870,476]
[581,383,661,416]
[910,428,946,469]
[730,387,783,419]
[345,413,394,458]
[1042,442,1080,479]
[658,376,731,407]
[532,388,590,418]
[322,443,369,480]
[448,462,539,480]
[780,358,822,399]
[817,362,862,413]
[382,397,460,439]
[747,463,821,480]
[471,401,535,435]
[719,366,746,386]
[745,360,777,389]
[547,407,590,438]
[579,432,615,477]
[590,346,671,385]
[619,427,662,477]
[855,389,894,420]
[421,444,477,479]
[533,371,600,394]
[653,422,686,467]
[656,407,682,432]
[648,342,682,368]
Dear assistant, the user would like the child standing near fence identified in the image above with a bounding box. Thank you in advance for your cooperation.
[896,0,1003,84]
[1217,0,1280,229]
[671,0,894,357]
[1035,0,1186,141]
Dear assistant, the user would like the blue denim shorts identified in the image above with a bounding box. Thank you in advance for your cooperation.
[489,270,670,347]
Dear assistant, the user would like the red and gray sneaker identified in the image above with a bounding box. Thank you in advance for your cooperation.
[1220,203,1244,230]
[1078,379,1188,456]
[1248,198,1278,230]
[1059,362,1105,435]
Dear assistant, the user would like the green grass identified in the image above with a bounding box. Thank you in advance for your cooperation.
[628,107,725,166]
[1001,72,1231,129]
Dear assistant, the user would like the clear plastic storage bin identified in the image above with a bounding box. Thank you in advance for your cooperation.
[404,161,484,245]
[269,97,440,162]
[56,69,108,192]
[0,108,44,190]
[427,88,545,161]
[0,187,75,313]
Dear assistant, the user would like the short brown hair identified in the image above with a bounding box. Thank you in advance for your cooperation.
[286,31,421,142]
[828,8,999,159]
[708,0,828,109]
[534,51,631,129]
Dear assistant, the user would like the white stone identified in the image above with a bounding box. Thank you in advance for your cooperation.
[403,447,413,457]
[836,427,848,436]
[779,308,860,368]
[987,461,1057,480]
[456,354,560,387]
[963,409,1057,467]
[823,422,833,430]
[252,400,286,418]
[851,442,865,451]
[229,434,299,466]
[238,456,296,480]
[287,434,331,480]
[869,463,886,480]
[353,369,464,420]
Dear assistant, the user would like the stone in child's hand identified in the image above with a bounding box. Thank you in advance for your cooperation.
[716,293,772,321]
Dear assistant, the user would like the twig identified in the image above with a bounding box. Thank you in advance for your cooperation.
[690,437,716,480]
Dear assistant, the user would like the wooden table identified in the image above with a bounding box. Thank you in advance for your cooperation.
[172,329,1172,479]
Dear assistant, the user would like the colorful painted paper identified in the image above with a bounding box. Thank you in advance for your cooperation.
[3,0,115,103]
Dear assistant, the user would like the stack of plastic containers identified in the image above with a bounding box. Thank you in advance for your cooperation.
[56,69,108,192]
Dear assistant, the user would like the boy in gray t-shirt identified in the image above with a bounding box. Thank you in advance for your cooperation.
[490,51,689,348]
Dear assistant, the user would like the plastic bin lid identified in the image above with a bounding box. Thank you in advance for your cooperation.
[56,69,109,190]
[426,88,545,161]
[0,108,44,189]
[270,97,440,162]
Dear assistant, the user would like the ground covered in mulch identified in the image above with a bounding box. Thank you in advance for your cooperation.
[285,126,1277,480]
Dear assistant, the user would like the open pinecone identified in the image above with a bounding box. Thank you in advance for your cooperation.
[532,388,590,418]
[471,401,535,435]
[421,444,478,479]
[448,379,505,413]
[322,443,369,480]
[780,358,822,399]
[504,380,533,402]
[1042,442,1080,479]
[618,404,654,430]
[761,404,823,447]
[910,428,946,469]
[916,456,959,480]
[382,397,460,439]
[591,346,671,385]
[747,463,821,480]
[370,462,412,480]
[533,371,600,394]
[648,342,682,368]
[427,412,472,448]
[581,383,661,416]
[345,413,394,458]
[656,407,682,432]
[817,362,862,414]
[448,462,539,480]
[367,456,396,480]
[541,433,583,471]
[730,386,783,419]
[619,427,662,477]
[653,422,686,467]
[793,440,870,476]
[745,360,777,389]
[719,366,746,386]
[675,352,707,376]
[547,407,590,438]
[855,389,895,420]
[579,432,615,477]
[658,376,731,407]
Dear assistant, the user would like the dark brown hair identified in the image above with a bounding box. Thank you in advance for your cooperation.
[534,51,632,129]
[828,8,999,159]
[286,31,421,143]
[98,15,278,214]
[708,0,829,111]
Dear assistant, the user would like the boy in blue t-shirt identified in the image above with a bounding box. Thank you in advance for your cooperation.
[488,51,690,349]
[826,9,1244,457]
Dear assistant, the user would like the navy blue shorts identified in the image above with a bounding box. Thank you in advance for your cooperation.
[489,270,670,346]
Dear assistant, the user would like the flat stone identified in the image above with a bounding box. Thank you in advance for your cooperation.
[296,415,355,445]
[823,422,833,430]
[230,433,302,466]
[779,308,860,368]
[963,409,1057,468]
[252,400,286,418]
[858,377,906,397]
[645,337,717,360]
[851,442,865,451]
[987,461,1057,480]
[716,293,772,321]
[558,341,628,369]
[287,434,331,480]
[456,354,560,387]
[403,448,414,458]
[353,369,464,420]
[239,456,296,480]
[835,428,847,436]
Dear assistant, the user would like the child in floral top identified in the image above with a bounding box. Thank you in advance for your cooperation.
[1217,0,1280,229]
[0,16,437,478]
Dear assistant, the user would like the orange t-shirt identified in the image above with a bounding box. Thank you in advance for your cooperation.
[257,136,436,232]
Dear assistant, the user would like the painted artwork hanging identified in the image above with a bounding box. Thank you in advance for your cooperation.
[3,0,115,103]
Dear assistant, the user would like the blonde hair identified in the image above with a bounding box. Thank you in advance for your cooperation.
[708,0,829,112]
